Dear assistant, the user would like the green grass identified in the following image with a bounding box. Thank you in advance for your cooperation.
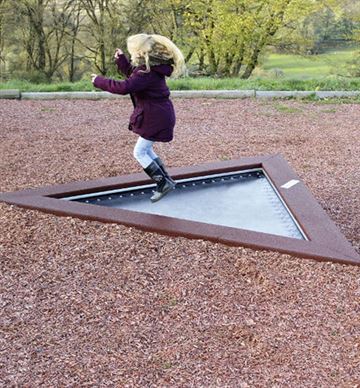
[261,47,357,78]
[168,76,360,91]
[273,104,303,113]
[321,108,337,113]
[2,76,360,92]
[0,79,93,92]
[303,95,360,104]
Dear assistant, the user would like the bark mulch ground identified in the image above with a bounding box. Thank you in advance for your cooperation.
[1,99,359,386]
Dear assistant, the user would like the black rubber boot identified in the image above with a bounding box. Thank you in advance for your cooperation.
[154,157,176,185]
[144,161,175,202]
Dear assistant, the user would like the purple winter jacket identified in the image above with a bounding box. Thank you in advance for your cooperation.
[93,54,175,142]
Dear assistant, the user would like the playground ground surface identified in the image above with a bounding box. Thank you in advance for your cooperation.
[1,98,359,386]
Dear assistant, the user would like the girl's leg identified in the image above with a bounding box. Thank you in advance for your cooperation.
[147,146,159,162]
[140,142,174,183]
[134,137,175,202]
[133,137,156,168]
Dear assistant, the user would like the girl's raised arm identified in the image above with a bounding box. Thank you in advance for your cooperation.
[114,48,134,77]
[92,71,152,95]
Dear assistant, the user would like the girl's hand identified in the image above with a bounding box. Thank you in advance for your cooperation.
[91,74,97,83]
[114,48,123,59]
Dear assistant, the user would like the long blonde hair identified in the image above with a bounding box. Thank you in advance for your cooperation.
[126,33,186,78]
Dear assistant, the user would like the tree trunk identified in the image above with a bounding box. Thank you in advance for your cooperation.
[198,47,205,72]
[34,0,46,72]
[69,6,79,83]
[230,57,243,77]
[69,35,76,82]
[207,47,217,74]
[185,47,195,64]
[230,41,245,77]
[222,52,234,77]
[99,1,106,75]
[0,0,4,63]
[241,46,261,79]
[24,0,46,73]
[0,0,5,80]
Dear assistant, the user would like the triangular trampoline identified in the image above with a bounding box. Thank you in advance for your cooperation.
[1,154,359,266]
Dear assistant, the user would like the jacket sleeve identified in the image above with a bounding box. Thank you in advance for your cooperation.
[115,54,133,77]
[93,72,152,95]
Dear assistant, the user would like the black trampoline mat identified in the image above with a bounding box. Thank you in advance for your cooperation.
[65,169,306,240]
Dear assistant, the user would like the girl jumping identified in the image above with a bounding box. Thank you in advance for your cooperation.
[91,33,186,202]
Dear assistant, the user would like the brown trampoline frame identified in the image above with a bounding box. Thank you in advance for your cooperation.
[1,154,359,266]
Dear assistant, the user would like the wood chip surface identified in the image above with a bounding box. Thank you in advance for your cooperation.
[1,99,359,386]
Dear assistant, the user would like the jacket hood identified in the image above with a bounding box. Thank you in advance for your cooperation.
[151,64,173,77]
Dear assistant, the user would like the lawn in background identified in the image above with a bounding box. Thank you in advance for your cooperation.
[261,47,357,78]
[2,76,360,92]
[0,47,359,92]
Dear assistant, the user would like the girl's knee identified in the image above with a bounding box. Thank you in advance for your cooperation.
[134,138,155,162]
[133,144,142,161]
[133,139,154,168]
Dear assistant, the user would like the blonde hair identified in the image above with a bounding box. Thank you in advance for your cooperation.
[126,33,186,78]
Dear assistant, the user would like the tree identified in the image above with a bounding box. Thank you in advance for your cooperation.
[0,0,8,79]
[45,1,79,80]
[275,5,358,55]
[1,0,358,81]
[331,0,360,76]
[65,0,83,81]
[21,0,48,75]
[11,0,81,81]
[80,0,125,75]
[182,0,324,78]
[183,0,219,74]
[240,0,305,79]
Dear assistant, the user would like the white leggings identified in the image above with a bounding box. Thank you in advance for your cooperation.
[133,137,159,168]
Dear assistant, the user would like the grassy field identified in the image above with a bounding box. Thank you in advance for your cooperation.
[1,76,360,92]
[0,47,359,91]
[168,76,360,91]
[261,47,356,78]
